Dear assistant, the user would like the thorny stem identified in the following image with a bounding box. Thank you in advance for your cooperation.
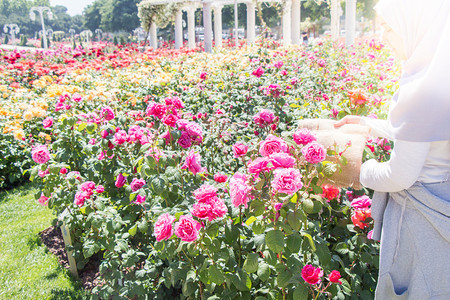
[238,206,243,268]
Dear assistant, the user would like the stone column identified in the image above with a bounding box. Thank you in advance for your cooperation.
[291,0,301,45]
[203,2,213,52]
[185,6,196,49]
[345,0,356,46]
[174,9,183,49]
[330,0,339,39]
[282,0,292,45]
[246,1,256,44]
[150,22,157,49]
[213,5,223,48]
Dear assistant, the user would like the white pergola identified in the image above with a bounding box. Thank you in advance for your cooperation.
[147,0,357,52]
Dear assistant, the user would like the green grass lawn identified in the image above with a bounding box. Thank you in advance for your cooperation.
[0,184,86,300]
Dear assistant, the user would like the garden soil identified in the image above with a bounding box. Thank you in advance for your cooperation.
[39,226,101,290]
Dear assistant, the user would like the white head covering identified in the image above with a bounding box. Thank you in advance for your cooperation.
[375,0,450,142]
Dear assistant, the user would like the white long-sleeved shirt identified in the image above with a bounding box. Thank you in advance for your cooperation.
[359,117,450,192]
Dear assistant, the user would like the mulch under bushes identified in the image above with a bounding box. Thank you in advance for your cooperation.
[39,226,101,290]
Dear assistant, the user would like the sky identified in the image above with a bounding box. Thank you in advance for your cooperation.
[49,0,95,16]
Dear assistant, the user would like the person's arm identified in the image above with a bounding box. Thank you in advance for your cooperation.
[360,117,393,140]
[360,140,430,192]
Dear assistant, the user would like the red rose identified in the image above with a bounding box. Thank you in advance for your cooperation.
[328,270,342,284]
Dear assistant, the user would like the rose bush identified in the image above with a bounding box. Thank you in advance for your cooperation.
[0,37,400,298]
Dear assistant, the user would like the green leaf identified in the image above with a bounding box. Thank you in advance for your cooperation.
[300,232,316,251]
[286,232,302,253]
[293,283,309,299]
[334,242,349,255]
[78,122,87,132]
[225,223,239,243]
[209,264,225,285]
[128,224,138,236]
[302,199,314,214]
[231,269,251,291]
[277,270,292,288]
[243,253,259,273]
[245,216,257,226]
[265,230,285,253]
[257,263,271,282]
[315,240,331,266]
[287,212,301,231]
[151,176,166,195]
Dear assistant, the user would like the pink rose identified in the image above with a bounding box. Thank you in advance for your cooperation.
[301,265,323,285]
[199,72,207,80]
[193,184,218,203]
[38,169,49,178]
[72,93,82,102]
[274,202,283,211]
[177,131,192,149]
[181,150,206,175]
[207,197,228,221]
[293,128,317,145]
[185,122,203,142]
[114,130,128,145]
[42,117,53,128]
[259,134,288,157]
[229,173,252,208]
[175,215,201,242]
[134,194,146,204]
[270,153,295,169]
[130,178,146,192]
[100,106,115,121]
[214,173,228,183]
[32,145,51,164]
[302,142,326,164]
[60,168,68,175]
[232,142,248,158]
[271,168,303,195]
[163,114,179,127]
[252,66,264,77]
[253,109,276,128]
[38,193,49,206]
[247,157,269,175]
[192,202,210,220]
[176,119,189,131]
[74,191,88,207]
[328,270,342,284]
[95,185,104,193]
[350,195,372,209]
[154,213,176,242]
[81,181,96,192]
[115,173,127,188]
[367,230,374,240]
[146,102,167,119]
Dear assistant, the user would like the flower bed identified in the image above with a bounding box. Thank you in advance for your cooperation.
[1,38,398,298]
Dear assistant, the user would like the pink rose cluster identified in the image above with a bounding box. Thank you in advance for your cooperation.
[301,142,326,164]
[262,84,283,98]
[350,195,372,229]
[42,117,53,128]
[253,109,278,128]
[191,184,227,222]
[252,66,264,77]
[233,142,248,158]
[74,181,104,207]
[54,93,82,112]
[154,183,227,243]
[259,134,289,157]
[100,106,115,121]
[271,168,303,195]
[175,119,204,148]
[229,172,252,208]
[31,145,51,164]
[301,265,342,285]
[293,128,317,146]
[181,150,207,175]
[113,125,153,146]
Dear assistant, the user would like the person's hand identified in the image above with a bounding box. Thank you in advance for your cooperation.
[334,115,362,128]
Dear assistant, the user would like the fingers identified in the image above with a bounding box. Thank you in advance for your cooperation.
[334,118,348,128]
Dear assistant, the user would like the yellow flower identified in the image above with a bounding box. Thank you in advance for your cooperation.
[23,110,33,121]
[13,129,25,140]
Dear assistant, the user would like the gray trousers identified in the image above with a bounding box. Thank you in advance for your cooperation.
[372,181,450,299]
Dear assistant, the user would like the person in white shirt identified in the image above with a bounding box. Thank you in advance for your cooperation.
[335,0,450,299]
